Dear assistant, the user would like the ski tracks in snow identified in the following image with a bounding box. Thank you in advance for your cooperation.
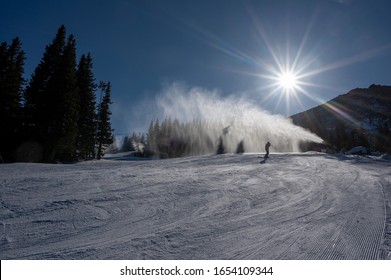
[0,153,390,259]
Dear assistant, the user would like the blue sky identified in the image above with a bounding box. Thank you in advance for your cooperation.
[2,0,391,134]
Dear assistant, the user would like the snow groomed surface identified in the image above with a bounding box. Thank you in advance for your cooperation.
[1,153,390,259]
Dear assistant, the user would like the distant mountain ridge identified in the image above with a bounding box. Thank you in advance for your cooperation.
[291,84,391,153]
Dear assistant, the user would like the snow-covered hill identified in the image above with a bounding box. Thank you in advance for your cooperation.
[1,153,390,259]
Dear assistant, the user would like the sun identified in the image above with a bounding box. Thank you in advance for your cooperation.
[257,65,307,114]
[278,71,299,92]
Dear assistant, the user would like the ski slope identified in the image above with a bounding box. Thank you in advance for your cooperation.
[1,153,391,259]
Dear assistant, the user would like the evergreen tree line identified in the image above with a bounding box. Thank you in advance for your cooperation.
[302,113,391,153]
[300,117,390,153]
[146,117,215,158]
[117,117,246,158]
[120,115,390,158]
[0,25,113,163]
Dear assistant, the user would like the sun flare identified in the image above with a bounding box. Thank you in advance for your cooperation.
[278,71,299,91]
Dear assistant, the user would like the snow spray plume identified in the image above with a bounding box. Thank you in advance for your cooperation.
[156,83,323,154]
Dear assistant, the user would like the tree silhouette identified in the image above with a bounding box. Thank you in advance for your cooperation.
[0,37,25,161]
[96,81,113,159]
[77,53,97,159]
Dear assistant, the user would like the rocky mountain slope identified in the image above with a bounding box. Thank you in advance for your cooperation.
[291,85,391,152]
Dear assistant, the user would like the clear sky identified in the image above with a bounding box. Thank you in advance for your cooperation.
[2,0,391,134]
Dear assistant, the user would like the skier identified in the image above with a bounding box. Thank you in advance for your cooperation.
[264,141,271,159]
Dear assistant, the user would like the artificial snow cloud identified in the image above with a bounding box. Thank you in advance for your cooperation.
[156,83,323,154]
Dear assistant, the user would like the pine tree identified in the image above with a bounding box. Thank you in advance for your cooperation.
[23,25,67,161]
[96,81,113,159]
[120,136,133,152]
[216,136,225,154]
[147,120,156,151]
[23,26,81,162]
[236,140,245,154]
[52,34,80,161]
[77,53,96,159]
[0,37,25,161]
[147,119,161,153]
